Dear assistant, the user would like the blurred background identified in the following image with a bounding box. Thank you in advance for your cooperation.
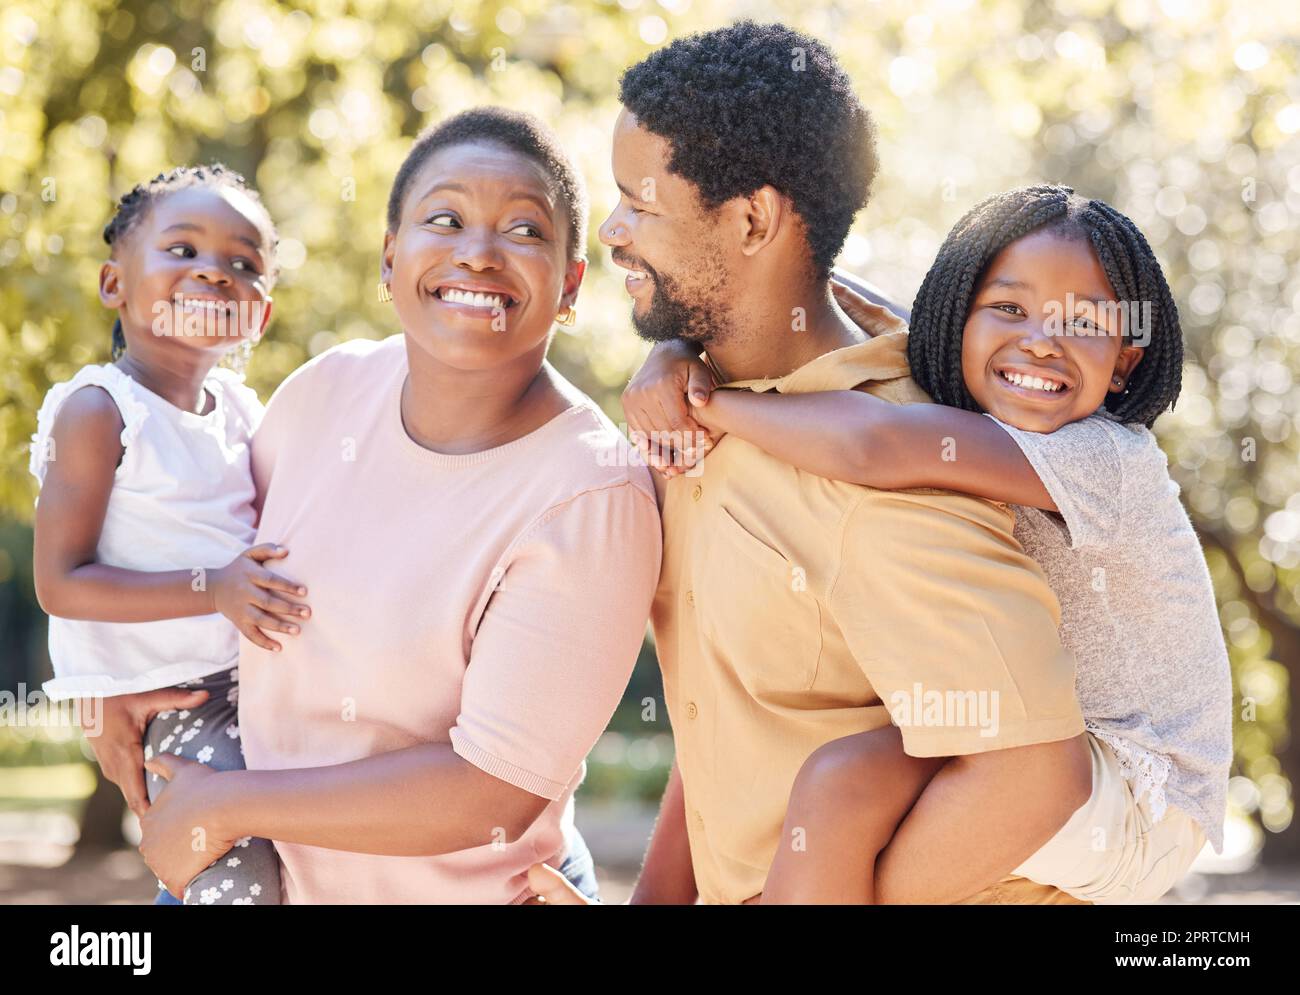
[1,0,1298,903]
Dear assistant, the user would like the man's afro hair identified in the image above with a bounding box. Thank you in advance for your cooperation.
[618,20,879,278]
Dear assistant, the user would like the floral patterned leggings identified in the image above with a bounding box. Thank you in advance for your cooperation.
[143,666,281,905]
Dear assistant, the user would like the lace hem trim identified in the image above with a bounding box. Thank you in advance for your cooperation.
[1087,722,1172,823]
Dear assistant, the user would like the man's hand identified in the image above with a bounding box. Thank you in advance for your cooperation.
[139,754,240,899]
[623,340,718,477]
[210,543,310,652]
[80,687,210,819]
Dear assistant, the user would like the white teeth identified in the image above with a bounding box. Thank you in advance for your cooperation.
[440,288,506,309]
[178,299,230,312]
[1002,370,1065,393]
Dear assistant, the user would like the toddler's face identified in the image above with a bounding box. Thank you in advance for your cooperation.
[105,186,274,355]
[960,230,1144,433]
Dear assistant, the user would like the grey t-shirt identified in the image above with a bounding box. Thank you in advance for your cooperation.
[990,411,1232,851]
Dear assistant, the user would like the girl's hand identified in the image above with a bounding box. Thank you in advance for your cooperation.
[139,755,239,899]
[623,340,718,477]
[524,862,597,905]
[210,543,309,652]
[80,687,210,819]
[831,278,891,338]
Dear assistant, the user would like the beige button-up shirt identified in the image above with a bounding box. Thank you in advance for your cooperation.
[652,308,1086,904]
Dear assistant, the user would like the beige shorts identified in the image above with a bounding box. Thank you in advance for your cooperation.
[1011,732,1205,904]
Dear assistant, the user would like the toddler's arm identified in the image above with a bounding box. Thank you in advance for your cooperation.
[33,385,309,651]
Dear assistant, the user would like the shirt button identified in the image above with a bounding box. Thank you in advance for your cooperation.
[691,485,703,501]
[686,701,698,719]
[686,589,695,607]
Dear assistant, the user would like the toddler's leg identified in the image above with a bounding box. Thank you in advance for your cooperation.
[875,732,1093,903]
[143,668,281,905]
[762,726,946,904]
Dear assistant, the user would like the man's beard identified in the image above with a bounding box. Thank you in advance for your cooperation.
[630,264,732,347]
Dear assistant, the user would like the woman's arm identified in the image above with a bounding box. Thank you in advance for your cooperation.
[207,745,548,853]
[139,746,549,896]
[697,388,1057,511]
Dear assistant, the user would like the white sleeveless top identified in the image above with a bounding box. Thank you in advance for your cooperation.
[30,363,263,700]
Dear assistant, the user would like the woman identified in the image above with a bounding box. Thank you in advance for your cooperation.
[137,108,662,904]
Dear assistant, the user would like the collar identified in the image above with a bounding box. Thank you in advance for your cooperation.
[709,300,912,394]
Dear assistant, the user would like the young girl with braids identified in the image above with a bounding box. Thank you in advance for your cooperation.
[31,165,301,904]
[620,185,1232,904]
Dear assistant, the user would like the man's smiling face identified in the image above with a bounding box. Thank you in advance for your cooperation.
[598,109,737,346]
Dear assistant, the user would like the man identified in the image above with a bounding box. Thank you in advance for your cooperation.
[541,20,1091,906]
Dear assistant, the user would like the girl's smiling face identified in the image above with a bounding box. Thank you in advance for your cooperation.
[382,140,585,372]
[960,229,1145,433]
[101,185,274,355]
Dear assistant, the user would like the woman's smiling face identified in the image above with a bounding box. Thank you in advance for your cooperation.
[382,140,585,371]
[960,229,1145,433]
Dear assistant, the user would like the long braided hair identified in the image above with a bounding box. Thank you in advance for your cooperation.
[907,184,1183,427]
[103,164,278,363]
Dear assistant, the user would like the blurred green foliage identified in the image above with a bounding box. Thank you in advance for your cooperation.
[1,0,1298,844]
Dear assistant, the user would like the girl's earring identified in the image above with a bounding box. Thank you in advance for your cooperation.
[556,305,577,327]
[378,282,393,303]
[1112,376,1124,389]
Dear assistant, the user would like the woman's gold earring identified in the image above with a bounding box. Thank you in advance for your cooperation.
[378,283,393,303]
[556,305,577,327]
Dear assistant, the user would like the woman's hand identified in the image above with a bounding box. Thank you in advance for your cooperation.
[524,862,597,905]
[622,340,719,477]
[80,687,210,819]
[210,543,310,652]
[139,755,241,899]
